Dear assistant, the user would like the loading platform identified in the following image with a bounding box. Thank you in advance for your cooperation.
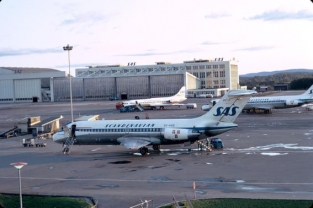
[0,126,18,138]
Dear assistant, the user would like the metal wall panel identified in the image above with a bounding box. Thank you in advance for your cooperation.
[116,76,149,99]
[14,79,41,102]
[150,74,184,96]
[84,77,115,100]
[53,78,84,101]
[0,80,14,102]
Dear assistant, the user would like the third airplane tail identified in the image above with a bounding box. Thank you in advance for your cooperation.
[174,86,186,98]
[300,84,313,97]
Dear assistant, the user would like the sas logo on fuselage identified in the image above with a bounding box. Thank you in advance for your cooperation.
[213,106,239,116]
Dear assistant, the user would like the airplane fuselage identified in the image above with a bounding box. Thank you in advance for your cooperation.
[244,96,313,110]
[53,118,237,146]
[122,86,187,108]
[125,97,187,107]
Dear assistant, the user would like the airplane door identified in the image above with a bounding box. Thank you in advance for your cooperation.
[63,126,70,138]
[124,127,130,135]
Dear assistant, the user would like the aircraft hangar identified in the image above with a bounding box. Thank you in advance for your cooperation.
[0,58,241,103]
[0,67,65,103]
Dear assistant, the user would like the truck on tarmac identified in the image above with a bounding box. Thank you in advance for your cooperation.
[22,138,46,147]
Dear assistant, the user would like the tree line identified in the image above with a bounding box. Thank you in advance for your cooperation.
[239,73,313,90]
[290,78,313,90]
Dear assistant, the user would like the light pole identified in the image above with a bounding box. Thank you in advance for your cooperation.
[63,44,74,123]
[10,162,27,208]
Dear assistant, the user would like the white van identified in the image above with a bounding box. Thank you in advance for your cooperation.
[197,94,213,98]
[186,103,197,109]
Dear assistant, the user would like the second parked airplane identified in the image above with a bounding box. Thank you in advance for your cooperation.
[118,86,187,110]
[202,85,313,113]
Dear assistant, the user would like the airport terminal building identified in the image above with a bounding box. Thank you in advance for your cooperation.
[74,58,240,99]
[0,58,240,103]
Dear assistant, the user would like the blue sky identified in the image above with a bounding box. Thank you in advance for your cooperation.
[0,0,312,75]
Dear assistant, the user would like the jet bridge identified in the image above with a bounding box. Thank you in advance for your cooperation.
[18,116,63,137]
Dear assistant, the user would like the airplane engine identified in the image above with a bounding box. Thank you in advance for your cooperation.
[163,128,200,140]
[286,99,299,106]
[169,99,179,103]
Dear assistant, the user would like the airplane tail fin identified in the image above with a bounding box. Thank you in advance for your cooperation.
[197,90,257,123]
[301,84,313,96]
[174,86,186,98]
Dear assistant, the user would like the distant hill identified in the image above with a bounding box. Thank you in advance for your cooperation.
[239,69,313,89]
[240,69,313,77]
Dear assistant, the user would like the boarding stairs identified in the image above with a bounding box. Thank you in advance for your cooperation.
[0,126,18,138]
[62,126,75,154]
[196,140,212,151]
[135,104,145,112]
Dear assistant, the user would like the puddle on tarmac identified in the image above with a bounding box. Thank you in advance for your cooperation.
[97,184,119,188]
[109,160,131,164]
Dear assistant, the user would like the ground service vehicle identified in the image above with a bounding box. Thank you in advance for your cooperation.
[210,138,224,149]
[120,106,137,113]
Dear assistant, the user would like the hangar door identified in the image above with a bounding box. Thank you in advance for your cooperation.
[14,79,41,102]
[0,80,14,102]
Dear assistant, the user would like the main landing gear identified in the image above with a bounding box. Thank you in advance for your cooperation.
[152,144,160,151]
[139,147,149,155]
[138,145,160,155]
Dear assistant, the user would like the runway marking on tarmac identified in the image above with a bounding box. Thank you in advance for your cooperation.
[231,143,313,151]
[1,176,313,186]
[261,152,288,156]
[91,148,101,152]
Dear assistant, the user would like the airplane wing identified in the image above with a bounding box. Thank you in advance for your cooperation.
[117,137,152,149]
[149,103,185,107]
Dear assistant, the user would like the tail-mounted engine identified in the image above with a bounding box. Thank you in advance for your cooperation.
[286,99,299,106]
[163,128,200,140]
[169,99,180,103]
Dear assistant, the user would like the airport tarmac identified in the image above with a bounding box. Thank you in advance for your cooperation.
[0,93,313,207]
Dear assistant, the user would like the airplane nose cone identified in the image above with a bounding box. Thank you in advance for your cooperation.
[52,132,65,143]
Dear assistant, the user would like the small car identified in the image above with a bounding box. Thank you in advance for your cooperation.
[109,97,119,101]
[120,106,136,113]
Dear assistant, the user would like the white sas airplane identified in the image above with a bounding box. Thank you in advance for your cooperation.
[202,85,313,113]
[53,89,256,155]
[120,86,187,110]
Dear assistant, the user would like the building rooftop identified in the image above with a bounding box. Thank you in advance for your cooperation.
[0,67,61,74]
